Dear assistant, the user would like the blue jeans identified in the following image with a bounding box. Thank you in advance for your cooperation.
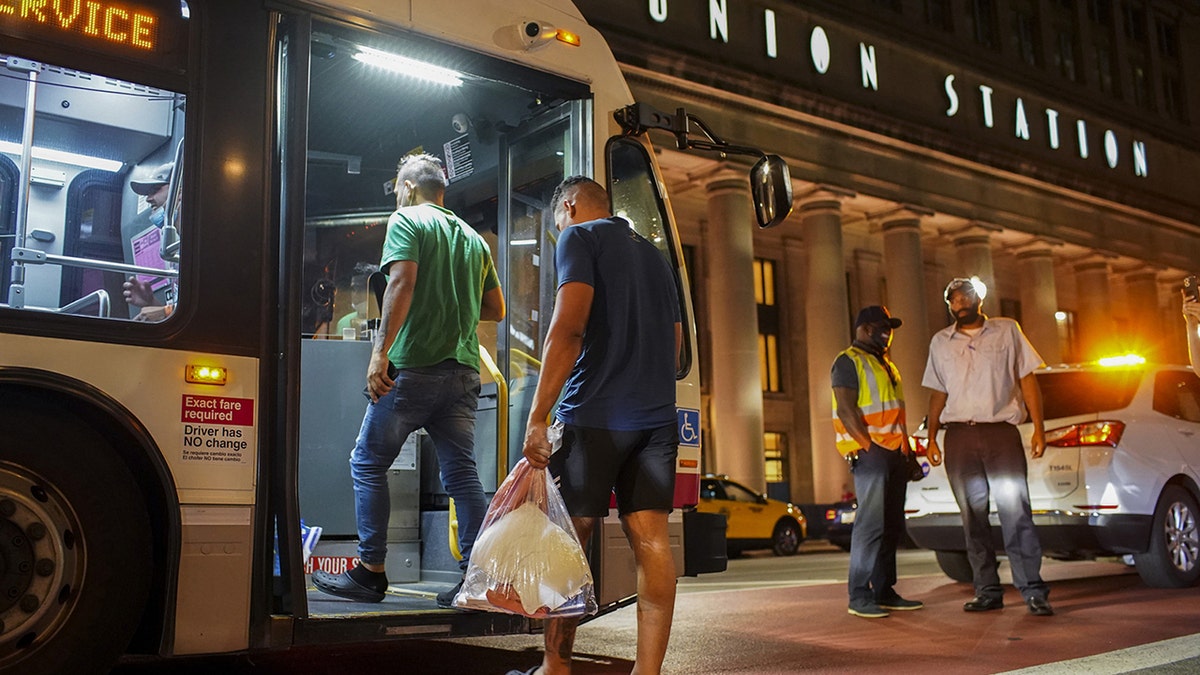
[944,422,1048,602]
[350,361,487,571]
[846,443,907,604]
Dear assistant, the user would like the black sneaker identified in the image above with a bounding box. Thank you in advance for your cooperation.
[848,599,889,618]
[878,595,924,611]
[436,578,464,609]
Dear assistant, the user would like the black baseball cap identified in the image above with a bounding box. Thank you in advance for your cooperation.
[854,305,902,329]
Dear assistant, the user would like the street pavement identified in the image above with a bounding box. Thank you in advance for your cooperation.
[112,542,1200,674]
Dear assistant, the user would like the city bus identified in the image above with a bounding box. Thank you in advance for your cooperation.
[0,1,790,673]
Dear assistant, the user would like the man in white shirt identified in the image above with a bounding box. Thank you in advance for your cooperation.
[922,277,1053,617]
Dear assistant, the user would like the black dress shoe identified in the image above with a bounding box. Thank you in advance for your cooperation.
[1027,597,1054,616]
[312,567,387,603]
[963,595,1004,612]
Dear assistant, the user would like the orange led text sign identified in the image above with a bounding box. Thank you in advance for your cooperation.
[0,0,159,51]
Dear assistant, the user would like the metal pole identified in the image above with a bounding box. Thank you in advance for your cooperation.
[7,58,43,309]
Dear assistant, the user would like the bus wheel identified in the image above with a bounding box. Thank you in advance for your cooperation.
[0,414,152,675]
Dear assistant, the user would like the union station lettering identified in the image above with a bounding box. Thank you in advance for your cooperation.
[641,0,1149,178]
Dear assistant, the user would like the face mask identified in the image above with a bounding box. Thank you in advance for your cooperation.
[869,330,891,353]
[149,207,165,228]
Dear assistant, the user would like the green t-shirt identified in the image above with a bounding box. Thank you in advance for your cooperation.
[380,203,499,371]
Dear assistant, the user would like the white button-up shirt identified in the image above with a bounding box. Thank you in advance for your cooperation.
[922,317,1044,425]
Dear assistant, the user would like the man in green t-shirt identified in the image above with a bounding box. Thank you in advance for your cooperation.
[313,154,505,606]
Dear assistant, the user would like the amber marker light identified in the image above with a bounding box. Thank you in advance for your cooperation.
[679,459,699,468]
[555,29,581,46]
[186,365,228,385]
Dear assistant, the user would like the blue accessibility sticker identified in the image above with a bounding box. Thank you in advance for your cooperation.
[677,408,701,447]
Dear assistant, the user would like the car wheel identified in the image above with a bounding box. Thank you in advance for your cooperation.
[1133,486,1200,589]
[935,550,974,583]
[0,408,153,675]
[772,519,803,556]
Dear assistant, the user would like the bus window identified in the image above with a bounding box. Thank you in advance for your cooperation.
[606,136,692,376]
[0,54,185,321]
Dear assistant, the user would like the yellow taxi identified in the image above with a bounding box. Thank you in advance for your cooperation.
[696,474,807,556]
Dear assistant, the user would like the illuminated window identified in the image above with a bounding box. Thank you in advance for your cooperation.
[0,55,185,322]
[754,258,782,393]
[764,432,787,483]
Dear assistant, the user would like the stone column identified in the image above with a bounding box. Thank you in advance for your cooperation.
[881,210,932,429]
[1074,256,1117,361]
[800,188,854,504]
[1016,245,1062,365]
[783,236,814,502]
[1126,269,1163,362]
[952,223,999,316]
[853,249,883,310]
[705,169,766,491]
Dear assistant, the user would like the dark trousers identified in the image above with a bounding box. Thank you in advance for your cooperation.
[847,443,907,604]
[944,422,1048,602]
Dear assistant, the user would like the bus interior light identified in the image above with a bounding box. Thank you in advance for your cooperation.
[186,365,228,385]
[352,47,463,87]
[0,141,123,172]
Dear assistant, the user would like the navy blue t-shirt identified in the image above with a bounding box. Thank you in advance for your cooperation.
[554,217,680,430]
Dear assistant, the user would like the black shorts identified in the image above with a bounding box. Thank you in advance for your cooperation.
[549,422,679,517]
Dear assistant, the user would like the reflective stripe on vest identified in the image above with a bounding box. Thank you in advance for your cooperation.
[831,347,906,456]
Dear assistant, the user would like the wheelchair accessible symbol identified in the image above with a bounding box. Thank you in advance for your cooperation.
[677,409,700,447]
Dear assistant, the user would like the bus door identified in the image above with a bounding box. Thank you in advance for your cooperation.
[497,104,589,473]
[281,12,591,626]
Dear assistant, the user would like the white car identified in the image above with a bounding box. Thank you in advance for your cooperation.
[906,361,1200,588]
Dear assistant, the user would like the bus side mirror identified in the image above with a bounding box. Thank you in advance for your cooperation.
[750,154,793,229]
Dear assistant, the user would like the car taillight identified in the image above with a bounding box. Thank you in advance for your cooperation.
[825,509,837,522]
[911,437,928,456]
[1045,421,1125,448]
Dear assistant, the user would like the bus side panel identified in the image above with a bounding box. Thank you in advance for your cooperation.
[0,333,260,654]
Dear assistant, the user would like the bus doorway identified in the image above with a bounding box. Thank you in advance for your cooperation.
[288,17,588,619]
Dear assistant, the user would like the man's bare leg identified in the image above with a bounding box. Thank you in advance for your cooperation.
[540,516,596,675]
[621,509,676,675]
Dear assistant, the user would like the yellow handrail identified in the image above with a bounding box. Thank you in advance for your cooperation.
[479,344,509,485]
[448,344,510,562]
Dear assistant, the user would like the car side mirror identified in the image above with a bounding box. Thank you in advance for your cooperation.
[750,154,793,229]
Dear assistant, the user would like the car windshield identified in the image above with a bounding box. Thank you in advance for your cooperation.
[1037,369,1143,420]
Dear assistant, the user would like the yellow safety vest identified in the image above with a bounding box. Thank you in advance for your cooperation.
[831,346,906,457]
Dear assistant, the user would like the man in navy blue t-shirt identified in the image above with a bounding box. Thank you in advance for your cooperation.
[519,176,680,675]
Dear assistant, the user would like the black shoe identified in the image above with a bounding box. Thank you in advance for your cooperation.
[436,578,464,609]
[878,594,924,611]
[312,566,387,603]
[1027,597,1054,616]
[963,595,1004,612]
[847,598,889,618]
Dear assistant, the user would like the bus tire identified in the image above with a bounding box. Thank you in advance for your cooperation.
[1133,486,1200,589]
[0,411,153,675]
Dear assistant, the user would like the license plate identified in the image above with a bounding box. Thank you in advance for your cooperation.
[841,511,855,524]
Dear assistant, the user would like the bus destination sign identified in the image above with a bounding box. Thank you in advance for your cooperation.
[1,0,177,54]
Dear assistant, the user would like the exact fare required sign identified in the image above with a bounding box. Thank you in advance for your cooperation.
[180,394,254,463]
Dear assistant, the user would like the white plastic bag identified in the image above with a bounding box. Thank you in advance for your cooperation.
[453,458,597,618]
